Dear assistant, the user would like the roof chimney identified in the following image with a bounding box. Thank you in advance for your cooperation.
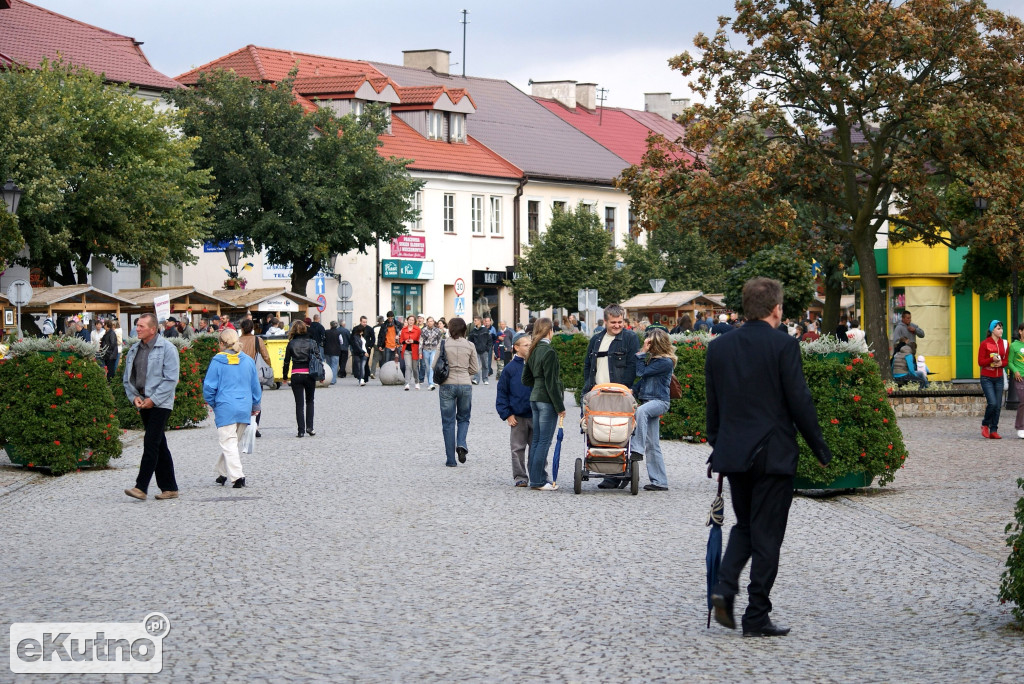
[403,49,450,75]
[645,92,691,121]
[576,83,597,111]
[531,80,577,109]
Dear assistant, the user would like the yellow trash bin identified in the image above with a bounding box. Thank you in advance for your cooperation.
[262,336,290,384]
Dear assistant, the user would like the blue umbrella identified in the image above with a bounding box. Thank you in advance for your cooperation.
[551,415,565,484]
[706,475,724,628]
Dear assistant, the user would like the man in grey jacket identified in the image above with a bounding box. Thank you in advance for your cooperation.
[891,310,925,356]
[122,313,180,501]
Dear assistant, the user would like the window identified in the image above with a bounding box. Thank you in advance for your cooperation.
[450,113,466,143]
[443,193,455,233]
[428,111,444,140]
[408,190,423,231]
[352,100,364,117]
[605,206,616,245]
[471,195,484,235]
[489,196,502,235]
[628,209,639,243]
[582,201,597,214]
[527,200,540,243]
[552,200,567,213]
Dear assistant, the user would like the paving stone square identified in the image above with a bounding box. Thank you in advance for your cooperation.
[2,380,1023,682]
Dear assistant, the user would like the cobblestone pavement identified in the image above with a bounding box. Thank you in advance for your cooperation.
[2,381,1023,682]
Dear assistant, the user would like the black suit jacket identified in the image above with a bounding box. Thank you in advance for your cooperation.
[705,320,832,475]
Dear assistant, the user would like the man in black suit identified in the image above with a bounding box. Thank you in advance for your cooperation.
[706,277,832,637]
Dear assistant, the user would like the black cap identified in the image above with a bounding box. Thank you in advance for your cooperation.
[166,317,178,323]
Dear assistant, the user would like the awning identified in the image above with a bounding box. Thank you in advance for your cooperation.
[16,285,135,316]
[211,287,319,314]
[116,286,234,316]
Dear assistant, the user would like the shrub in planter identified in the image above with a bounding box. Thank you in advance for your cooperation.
[662,337,710,442]
[551,333,590,404]
[0,337,123,474]
[108,337,209,431]
[187,332,220,377]
[999,478,1024,625]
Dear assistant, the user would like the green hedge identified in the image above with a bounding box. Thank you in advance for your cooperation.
[999,479,1024,625]
[552,332,907,486]
[109,337,209,431]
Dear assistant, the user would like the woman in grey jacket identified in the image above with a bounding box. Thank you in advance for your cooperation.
[438,317,479,467]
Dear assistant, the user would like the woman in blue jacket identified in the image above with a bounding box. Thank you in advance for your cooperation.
[633,328,676,491]
[203,329,262,488]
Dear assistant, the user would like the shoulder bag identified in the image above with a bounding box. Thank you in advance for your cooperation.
[255,337,275,386]
[307,338,325,382]
[433,340,451,385]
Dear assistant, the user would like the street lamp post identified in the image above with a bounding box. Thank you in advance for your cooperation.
[1,178,23,215]
[223,243,242,282]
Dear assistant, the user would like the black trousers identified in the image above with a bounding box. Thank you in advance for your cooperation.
[337,350,349,378]
[136,407,178,494]
[290,373,316,434]
[714,451,794,630]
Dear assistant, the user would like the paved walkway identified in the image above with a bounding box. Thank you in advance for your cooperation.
[2,379,1023,682]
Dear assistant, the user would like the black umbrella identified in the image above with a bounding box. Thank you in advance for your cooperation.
[706,473,724,628]
[551,415,565,484]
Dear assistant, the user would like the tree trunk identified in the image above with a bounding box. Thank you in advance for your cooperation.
[852,237,891,380]
[289,262,317,299]
[820,273,842,336]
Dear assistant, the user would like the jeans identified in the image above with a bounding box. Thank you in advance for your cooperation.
[325,354,340,385]
[634,399,670,487]
[528,401,558,487]
[475,351,490,383]
[423,349,437,386]
[352,353,365,382]
[290,373,316,434]
[136,407,178,494]
[439,384,472,466]
[418,353,427,383]
[981,374,1004,432]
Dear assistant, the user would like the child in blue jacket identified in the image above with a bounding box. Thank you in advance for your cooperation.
[496,333,533,486]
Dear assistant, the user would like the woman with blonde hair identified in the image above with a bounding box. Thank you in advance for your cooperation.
[202,328,262,488]
[632,328,676,491]
[522,317,564,491]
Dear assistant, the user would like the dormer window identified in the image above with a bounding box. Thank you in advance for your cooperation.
[353,100,365,117]
[428,111,444,140]
[450,113,466,143]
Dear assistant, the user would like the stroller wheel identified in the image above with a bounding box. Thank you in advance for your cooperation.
[574,458,583,495]
[630,460,640,495]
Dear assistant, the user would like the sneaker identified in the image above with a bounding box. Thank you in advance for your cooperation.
[255,430,262,438]
[415,384,421,390]
[472,379,479,385]
[991,431,1002,439]
[982,425,990,439]
[483,380,489,385]
[1017,430,1024,439]
[456,446,468,463]
[429,384,436,391]
[370,374,376,380]
[154,490,179,500]
[124,487,146,500]
[515,480,528,487]
[359,380,366,386]
[404,384,410,391]
[531,483,557,491]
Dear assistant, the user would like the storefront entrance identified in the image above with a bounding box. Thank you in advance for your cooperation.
[391,283,422,320]
[472,270,502,323]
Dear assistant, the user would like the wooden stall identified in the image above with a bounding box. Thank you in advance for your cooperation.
[621,291,726,328]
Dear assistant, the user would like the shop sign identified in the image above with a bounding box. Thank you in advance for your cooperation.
[390,235,426,259]
[472,270,504,286]
[381,259,434,280]
[256,297,299,312]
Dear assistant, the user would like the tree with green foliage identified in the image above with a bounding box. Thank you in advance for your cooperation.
[511,203,623,312]
[619,1,1024,378]
[618,223,726,298]
[0,60,214,284]
[169,69,422,296]
[724,244,815,319]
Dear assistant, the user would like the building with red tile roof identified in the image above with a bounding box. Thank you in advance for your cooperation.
[0,0,179,92]
[176,45,384,86]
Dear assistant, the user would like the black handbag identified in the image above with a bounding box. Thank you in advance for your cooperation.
[307,339,325,382]
[433,340,451,384]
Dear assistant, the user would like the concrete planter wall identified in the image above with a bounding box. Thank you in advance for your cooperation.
[888,393,987,418]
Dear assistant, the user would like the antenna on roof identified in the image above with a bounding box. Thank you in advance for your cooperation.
[597,87,609,125]
[460,9,470,78]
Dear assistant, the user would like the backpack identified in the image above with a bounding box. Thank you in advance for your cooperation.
[255,337,275,386]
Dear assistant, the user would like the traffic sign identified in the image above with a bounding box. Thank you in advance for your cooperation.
[315,276,326,295]
[337,280,352,299]
[5,280,31,307]
[454,278,466,297]
[454,296,466,316]
[316,295,327,313]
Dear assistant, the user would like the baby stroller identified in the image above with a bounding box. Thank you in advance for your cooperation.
[574,383,640,495]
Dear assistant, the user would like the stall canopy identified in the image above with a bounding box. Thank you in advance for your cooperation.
[116,286,234,318]
[621,290,726,323]
[18,285,135,317]
[212,287,319,316]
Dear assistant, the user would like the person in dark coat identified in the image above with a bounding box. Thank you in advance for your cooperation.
[324,321,344,386]
[706,277,832,638]
[336,321,352,379]
[308,314,327,351]
[710,313,734,335]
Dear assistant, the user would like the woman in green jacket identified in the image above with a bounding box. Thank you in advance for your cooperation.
[522,318,565,491]
[1010,323,1024,438]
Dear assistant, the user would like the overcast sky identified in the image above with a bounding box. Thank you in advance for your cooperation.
[30,0,1024,109]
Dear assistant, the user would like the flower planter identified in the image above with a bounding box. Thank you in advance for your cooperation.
[3,442,97,470]
[794,471,874,490]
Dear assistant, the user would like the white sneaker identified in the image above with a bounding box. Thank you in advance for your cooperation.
[359,380,366,386]
[429,384,436,391]
[1017,430,1024,439]
[531,483,557,491]
[404,384,410,391]
[415,384,421,390]
[483,380,489,385]
[472,380,479,385]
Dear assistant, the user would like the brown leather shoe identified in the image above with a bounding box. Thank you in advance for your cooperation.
[124,487,146,500]
[154,490,179,500]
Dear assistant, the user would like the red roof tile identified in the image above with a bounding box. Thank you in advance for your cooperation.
[292,75,371,96]
[379,117,520,180]
[394,85,476,109]
[177,45,383,85]
[0,0,179,90]
[533,97,692,166]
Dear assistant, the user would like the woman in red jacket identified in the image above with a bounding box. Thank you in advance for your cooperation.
[978,319,1008,439]
[400,320,422,391]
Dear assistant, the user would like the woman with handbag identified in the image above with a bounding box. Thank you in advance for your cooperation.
[283,320,319,438]
[437,317,478,467]
[978,319,1008,439]
[632,328,676,491]
[100,319,120,380]
[239,319,273,437]
[202,329,262,488]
